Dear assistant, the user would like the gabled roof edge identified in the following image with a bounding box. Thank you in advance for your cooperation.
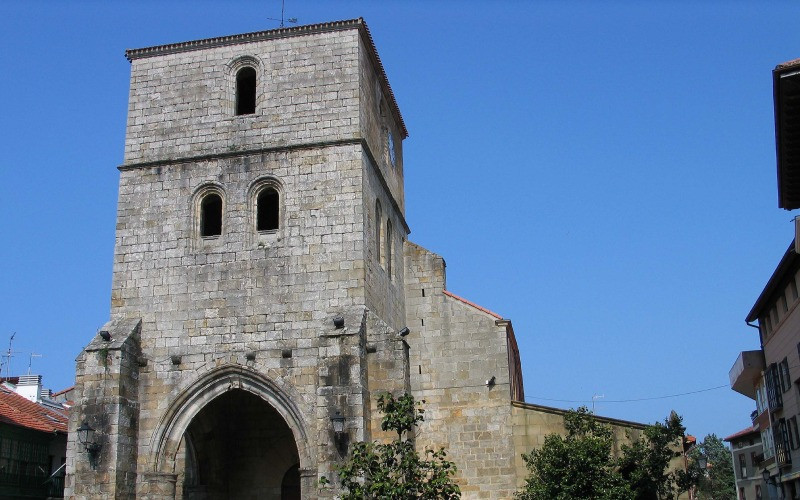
[746,241,797,323]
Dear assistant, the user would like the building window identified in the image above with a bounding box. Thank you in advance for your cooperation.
[774,419,792,466]
[762,428,775,459]
[740,487,746,500]
[200,193,223,237]
[386,219,393,279]
[235,67,256,115]
[739,453,747,478]
[781,358,792,393]
[790,416,800,450]
[387,129,396,168]
[375,200,382,267]
[767,363,784,410]
[756,484,762,500]
[256,187,279,232]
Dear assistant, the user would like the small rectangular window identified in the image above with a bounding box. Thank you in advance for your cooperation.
[739,453,747,478]
[781,358,792,393]
[256,188,279,231]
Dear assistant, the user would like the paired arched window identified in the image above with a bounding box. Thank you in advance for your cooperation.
[235,67,256,116]
[257,187,280,232]
[193,179,283,245]
[200,193,223,237]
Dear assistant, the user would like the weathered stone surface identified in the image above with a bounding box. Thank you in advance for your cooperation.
[67,19,652,500]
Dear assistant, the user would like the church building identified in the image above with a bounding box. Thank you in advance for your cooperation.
[65,19,645,499]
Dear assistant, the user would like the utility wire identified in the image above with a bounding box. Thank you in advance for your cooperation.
[526,384,729,404]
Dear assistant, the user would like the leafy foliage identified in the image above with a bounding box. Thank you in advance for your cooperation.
[515,406,631,500]
[517,407,689,500]
[617,411,686,500]
[325,393,461,499]
[683,434,736,500]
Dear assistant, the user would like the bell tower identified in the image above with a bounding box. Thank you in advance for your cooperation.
[66,19,411,499]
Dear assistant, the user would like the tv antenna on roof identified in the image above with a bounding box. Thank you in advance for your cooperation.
[592,394,605,413]
[267,0,298,28]
[1,332,21,380]
[27,352,42,375]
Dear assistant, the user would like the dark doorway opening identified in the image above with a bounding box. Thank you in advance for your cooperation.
[181,390,300,500]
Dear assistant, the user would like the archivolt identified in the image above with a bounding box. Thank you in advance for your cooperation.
[148,364,310,474]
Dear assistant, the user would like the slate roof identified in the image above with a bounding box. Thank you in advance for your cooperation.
[0,385,68,434]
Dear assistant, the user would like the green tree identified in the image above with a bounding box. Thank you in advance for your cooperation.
[685,434,736,500]
[515,406,631,500]
[517,407,690,500]
[324,393,461,499]
[617,411,686,500]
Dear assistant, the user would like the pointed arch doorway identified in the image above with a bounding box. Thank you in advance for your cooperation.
[180,389,301,499]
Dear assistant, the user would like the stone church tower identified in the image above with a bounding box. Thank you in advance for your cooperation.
[67,18,610,500]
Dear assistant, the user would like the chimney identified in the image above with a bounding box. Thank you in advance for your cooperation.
[16,374,42,402]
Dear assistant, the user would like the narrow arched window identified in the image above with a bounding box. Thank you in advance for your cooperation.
[375,200,382,266]
[235,67,256,115]
[386,219,393,279]
[200,194,223,237]
[257,187,279,231]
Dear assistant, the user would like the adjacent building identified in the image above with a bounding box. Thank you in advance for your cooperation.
[730,57,800,500]
[0,375,69,499]
[724,426,766,500]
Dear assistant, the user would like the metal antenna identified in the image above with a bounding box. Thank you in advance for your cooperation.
[27,352,42,375]
[591,394,605,413]
[266,0,298,28]
[2,333,21,379]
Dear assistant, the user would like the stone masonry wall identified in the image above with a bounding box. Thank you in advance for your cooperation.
[66,318,141,499]
[363,151,406,331]
[86,22,414,498]
[112,141,368,488]
[404,241,518,499]
[124,30,360,166]
[358,33,405,213]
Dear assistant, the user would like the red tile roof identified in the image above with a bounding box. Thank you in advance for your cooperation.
[443,290,504,319]
[0,386,68,434]
[723,425,759,442]
[51,386,74,398]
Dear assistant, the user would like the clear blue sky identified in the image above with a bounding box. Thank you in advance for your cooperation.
[1,0,798,441]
